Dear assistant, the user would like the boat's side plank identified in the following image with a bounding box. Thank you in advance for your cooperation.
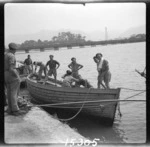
[27,79,120,94]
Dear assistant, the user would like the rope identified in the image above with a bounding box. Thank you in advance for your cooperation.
[102,91,146,107]
[118,90,145,118]
[29,91,146,108]
[119,87,146,91]
[38,88,92,121]
[117,101,122,117]
[123,91,145,100]
[56,87,92,121]
[31,99,146,107]
[26,88,145,122]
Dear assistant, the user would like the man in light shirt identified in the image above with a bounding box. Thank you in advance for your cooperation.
[5,43,27,115]
[93,53,111,89]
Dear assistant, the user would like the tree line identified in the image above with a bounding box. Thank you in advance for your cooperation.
[18,32,146,51]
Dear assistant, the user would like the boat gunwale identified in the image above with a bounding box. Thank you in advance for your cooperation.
[26,75,121,94]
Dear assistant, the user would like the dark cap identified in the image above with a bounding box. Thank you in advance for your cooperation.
[9,43,18,50]
[49,55,54,57]
[71,57,76,61]
[96,53,103,57]
[66,70,72,75]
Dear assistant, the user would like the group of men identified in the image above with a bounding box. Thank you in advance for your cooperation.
[4,42,111,116]
[18,47,111,89]
[32,52,111,89]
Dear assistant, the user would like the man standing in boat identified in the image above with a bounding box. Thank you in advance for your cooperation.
[93,53,111,89]
[68,57,93,88]
[45,55,60,85]
[68,57,83,79]
[24,55,33,74]
[33,61,47,80]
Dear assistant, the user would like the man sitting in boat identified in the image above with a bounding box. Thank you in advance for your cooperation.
[62,70,79,87]
[75,78,93,88]
[62,70,93,88]
[33,61,47,80]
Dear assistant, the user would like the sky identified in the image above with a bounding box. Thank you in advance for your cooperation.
[5,3,145,44]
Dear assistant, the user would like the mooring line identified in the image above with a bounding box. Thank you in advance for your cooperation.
[55,87,92,121]
[119,87,146,91]
[28,91,146,108]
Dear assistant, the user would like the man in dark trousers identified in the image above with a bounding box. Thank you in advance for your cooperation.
[5,43,27,115]
[24,54,33,74]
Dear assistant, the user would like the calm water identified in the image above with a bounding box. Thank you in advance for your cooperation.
[16,42,146,143]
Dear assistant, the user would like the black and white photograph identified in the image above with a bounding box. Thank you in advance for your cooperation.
[4,2,146,145]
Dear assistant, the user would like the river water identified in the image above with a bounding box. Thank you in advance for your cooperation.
[16,42,146,144]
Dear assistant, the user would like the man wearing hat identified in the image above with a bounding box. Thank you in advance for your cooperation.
[5,43,26,115]
[93,53,111,89]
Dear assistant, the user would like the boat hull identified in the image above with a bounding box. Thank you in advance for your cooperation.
[26,76,121,126]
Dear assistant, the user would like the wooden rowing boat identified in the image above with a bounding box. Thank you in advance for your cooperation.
[26,74,121,126]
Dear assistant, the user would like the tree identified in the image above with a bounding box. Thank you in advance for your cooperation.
[51,32,86,45]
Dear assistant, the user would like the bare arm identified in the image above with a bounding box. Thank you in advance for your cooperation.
[17,60,24,64]
[45,61,49,70]
[77,64,83,70]
[68,63,72,69]
[72,77,79,82]
[56,61,60,69]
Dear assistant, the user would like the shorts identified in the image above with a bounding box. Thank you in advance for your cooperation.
[48,69,57,77]
[98,71,111,83]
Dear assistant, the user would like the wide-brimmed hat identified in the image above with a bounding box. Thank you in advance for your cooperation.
[9,43,18,50]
